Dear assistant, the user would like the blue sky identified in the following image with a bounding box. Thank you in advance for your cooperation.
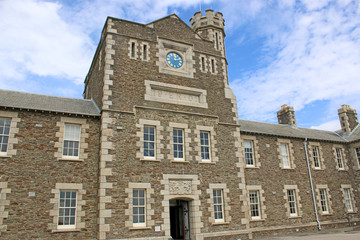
[0,0,359,130]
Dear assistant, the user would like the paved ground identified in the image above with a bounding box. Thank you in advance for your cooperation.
[258,228,360,240]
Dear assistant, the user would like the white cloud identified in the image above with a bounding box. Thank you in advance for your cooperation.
[0,0,94,86]
[230,0,360,122]
[311,119,340,131]
[0,0,212,93]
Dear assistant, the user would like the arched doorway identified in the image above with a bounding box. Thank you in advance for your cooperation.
[170,199,190,240]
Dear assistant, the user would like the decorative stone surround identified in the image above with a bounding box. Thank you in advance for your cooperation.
[241,135,261,168]
[125,183,155,229]
[221,59,239,122]
[48,183,86,232]
[98,112,115,240]
[283,185,302,218]
[207,183,231,224]
[315,184,333,215]
[140,42,150,61]
[194,125,218,163]
[308,142,325,170]
[351,144,360,170]
[199,54,208,73]
[136,119,164,161]
[234,127,250,228]
[54,117,89,161]
[156,38,195,78]
[332,144,348,171]
[209,57,218,75]
[160,174,202,239]
[277,139,296,169]
[0,111,20,158]
[102,20,116,110]
[246,185,267,221]
[128,39,139,60]
[144,80,208,109]
[0,182,10,233]
[167,122,191,162]
[340,184,358,213]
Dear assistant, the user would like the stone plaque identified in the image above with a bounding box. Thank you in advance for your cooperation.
[169,180,192,195]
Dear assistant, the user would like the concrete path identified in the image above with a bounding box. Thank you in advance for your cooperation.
[258,228,360,240]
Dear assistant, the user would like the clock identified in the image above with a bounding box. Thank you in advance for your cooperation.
[166,52,183,69]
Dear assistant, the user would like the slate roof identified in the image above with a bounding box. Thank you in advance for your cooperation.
[0,89,100,116]
[238,119,348,142]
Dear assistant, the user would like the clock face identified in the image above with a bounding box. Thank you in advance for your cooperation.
[166,52,183,69]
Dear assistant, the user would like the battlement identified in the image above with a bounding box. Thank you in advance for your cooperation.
[190,9,224,32]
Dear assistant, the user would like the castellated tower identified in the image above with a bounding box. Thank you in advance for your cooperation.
[190,10,226,57]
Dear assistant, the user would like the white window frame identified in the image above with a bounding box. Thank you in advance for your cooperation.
[319,189,329,214]
[333,145,348,171]
[200,131,211,161]
[136,119,163,162]
[315,184,332,215]
[344,188,353,212]
[207,183,231,224]
[249,190,261,219]
[283,185,302,218]
[242,135,261,168]
[336,148,344,169]
[62,123,81,159]
[213,189,224,222]
[287,189,297,216]
[48,183,85,232]
[55,117,88,162]
[278,139,295,169]
[173,128,184,161]
[0,111,19,158]
[0,118,11,156]
[246,185,266,221]
[57,190,77,230]
[125,183,155,229]
[281,143,290,168]
[143,125,156,160]
[195,125,218,163]
[132,189,146,227]
[244,140,255,166]
[312,146,321,169]
[355,147,360,168]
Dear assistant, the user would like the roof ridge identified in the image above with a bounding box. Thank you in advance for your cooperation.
[0,89,91,102]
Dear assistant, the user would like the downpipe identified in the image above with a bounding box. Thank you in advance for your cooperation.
[304,138,321,230]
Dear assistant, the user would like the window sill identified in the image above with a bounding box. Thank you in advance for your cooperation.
[281,167,295,170]
[321,213,332,216]
[140,158,161,162]
[200,161,215,165]
[171,160,190,164]
[52,228,81,233]
[245,166,259,169]
[129,226,152,230]
[212,221,230,226]
[288,216,302,219]
[59,158,83,162]
[337,169,348,171]
[347,211,357,214]
[0,155,10,158]
[250,218,265,222]
[313,168,324,171]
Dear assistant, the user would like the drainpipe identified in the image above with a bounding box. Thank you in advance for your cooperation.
[304,138,321,230]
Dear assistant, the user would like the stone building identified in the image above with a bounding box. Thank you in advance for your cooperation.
[0,10,360,240]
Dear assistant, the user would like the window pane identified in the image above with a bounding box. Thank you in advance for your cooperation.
[58,190,77,226]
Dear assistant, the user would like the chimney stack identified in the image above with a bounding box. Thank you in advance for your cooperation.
[338,104,359,133]
[277,104,297,127]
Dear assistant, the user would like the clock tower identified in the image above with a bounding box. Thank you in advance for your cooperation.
[83,10,246,240]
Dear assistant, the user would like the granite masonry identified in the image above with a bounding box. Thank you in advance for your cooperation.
[0,10,360,240]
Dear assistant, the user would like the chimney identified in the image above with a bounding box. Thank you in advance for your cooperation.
[338,104,359,133]
[277,104,297,127]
